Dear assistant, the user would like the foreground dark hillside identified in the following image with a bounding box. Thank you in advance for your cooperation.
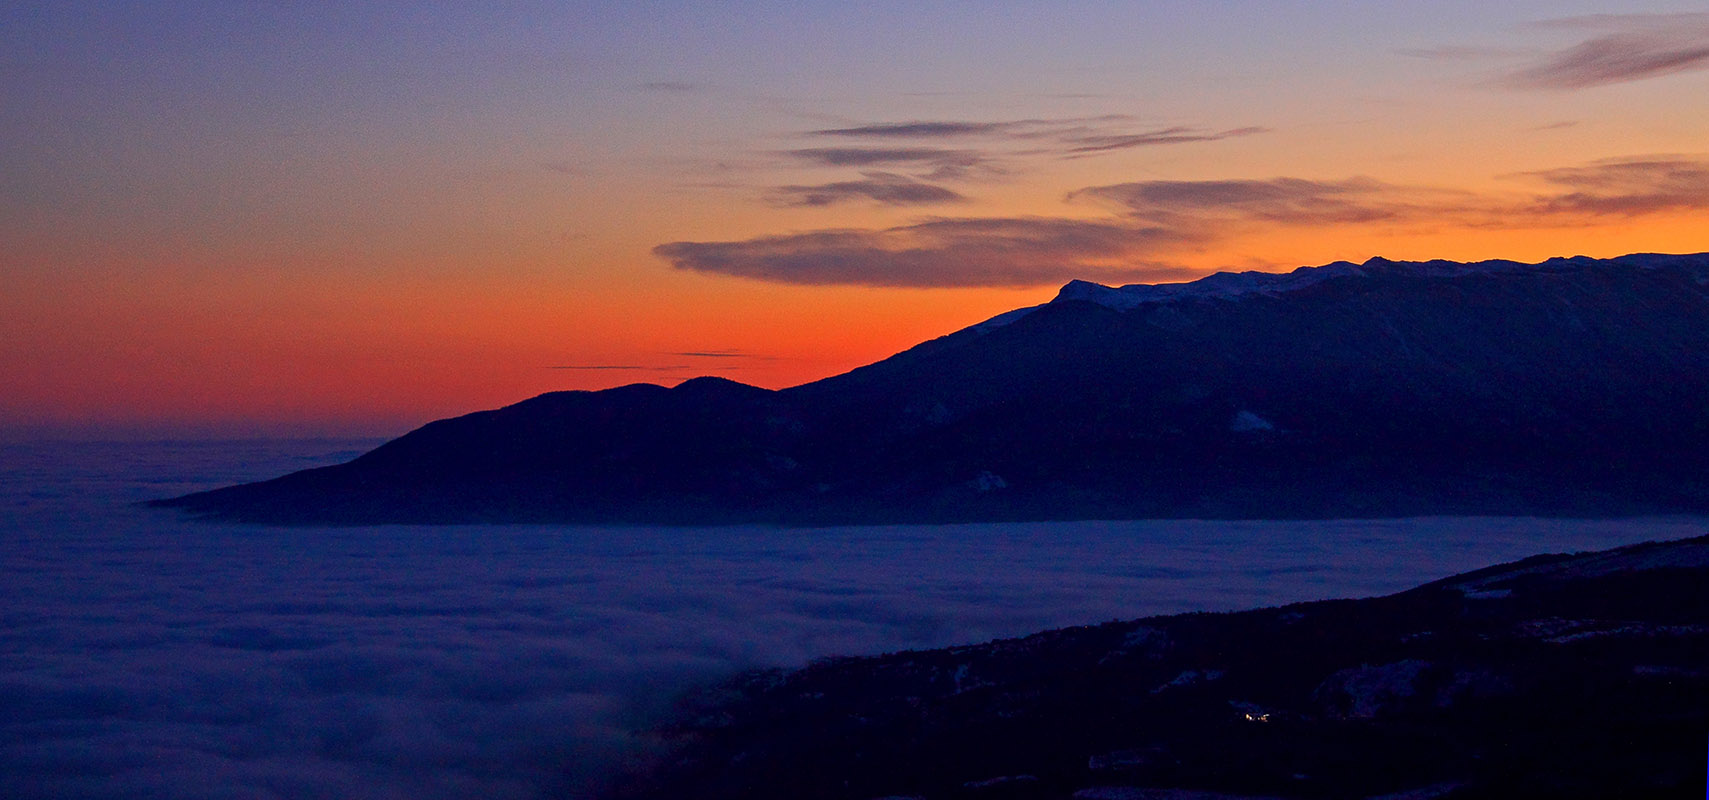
[610,534,1709,800]
[156,252,1709,523]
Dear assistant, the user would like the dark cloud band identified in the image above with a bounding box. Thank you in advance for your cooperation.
[1063,126,1269,154]
[769,172,966,207]
[811,121,1010,138]
[655,217,1196,288]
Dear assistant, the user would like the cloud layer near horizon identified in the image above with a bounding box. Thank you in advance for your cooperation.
[656,216,1199,288]
[657,156,1709,288]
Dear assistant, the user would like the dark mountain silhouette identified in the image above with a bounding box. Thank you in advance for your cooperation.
[154,252,1709,524]
[608,534,1709,800]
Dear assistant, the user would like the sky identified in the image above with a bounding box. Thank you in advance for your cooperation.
[4,1,1709,438]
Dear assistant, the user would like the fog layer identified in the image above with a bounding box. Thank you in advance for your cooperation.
[2,441,1698,799]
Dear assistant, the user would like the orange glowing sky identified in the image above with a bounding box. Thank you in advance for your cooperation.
[4,3,1709,438]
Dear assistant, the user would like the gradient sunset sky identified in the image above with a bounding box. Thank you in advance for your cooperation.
[5,2,1709,438]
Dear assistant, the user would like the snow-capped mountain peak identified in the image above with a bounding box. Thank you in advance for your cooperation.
[1050,253,1707,312]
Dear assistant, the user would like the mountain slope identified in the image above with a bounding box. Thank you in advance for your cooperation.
[154,252,1709,524]
[608,533,1709,800]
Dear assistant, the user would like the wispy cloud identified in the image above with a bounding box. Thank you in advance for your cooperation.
[803,116,1266,159]
[785,147,992,180]
[807,116,1129,141]
[658,155,1709,289]
[769,117,1269,199]
[1083,158,1709,229]
[1500,13,1709,89]
[787,147,980,166]
[655,217,1197,288]
[769,172,966,207]
[811,121,1011,138]
[669,349,777,360]
[1072,177,1474,226]
[1519,157,1709,216]
[1061,125,1268,155]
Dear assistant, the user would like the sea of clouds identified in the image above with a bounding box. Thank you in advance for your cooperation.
[2,440,1701,799]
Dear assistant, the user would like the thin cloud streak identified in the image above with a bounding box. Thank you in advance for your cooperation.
[1082,158,1709,228]
[784,147,993,181]
[1501,13,1709,89]
[770,119,1269,200]
[769,172,966,207]
[655,217,1197,288]
[787,147,984,167]
[800,117,1267,160]
[812,121,1010,138]
[807,116,1129,140]
[669,350,779,360]
[1063,126,1269,155]
[1072,176,1471,226]
[1520,157,1709,216]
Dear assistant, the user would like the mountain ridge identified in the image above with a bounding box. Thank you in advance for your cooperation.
[607,532,1709,800]
[153,251,1709,524]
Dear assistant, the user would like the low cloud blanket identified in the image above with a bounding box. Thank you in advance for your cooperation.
[2,441,1698,799]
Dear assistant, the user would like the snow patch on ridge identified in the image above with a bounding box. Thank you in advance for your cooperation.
[1056,256,1520,311]
[1052,253,1709,312]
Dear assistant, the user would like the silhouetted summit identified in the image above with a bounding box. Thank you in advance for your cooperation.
[156,252,1709,524]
